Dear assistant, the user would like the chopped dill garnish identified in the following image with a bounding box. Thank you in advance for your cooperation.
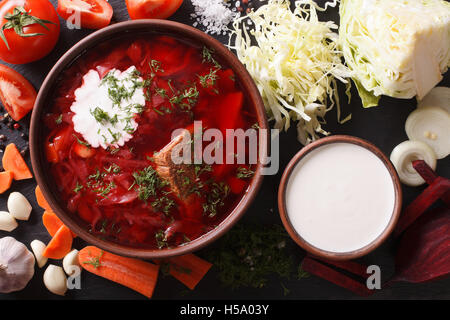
[73,182,84,193]
[94,181,116,198]
[150,60,164,74]
[131,166,168,201]
[82,250,104,269]
[72,134,90,147]
[155,230,169,249]
[203,224,297,290]
[236,167,255,179]
[55,114,63,124]
[202,46,221,69]
[203,182,230,218]
[151,196,175,216]
[169,86,199,110]
[198,68,219,89]
[90,107,112,124]
[194,164,212,178]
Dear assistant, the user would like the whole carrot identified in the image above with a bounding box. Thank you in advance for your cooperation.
[78,246,160,298]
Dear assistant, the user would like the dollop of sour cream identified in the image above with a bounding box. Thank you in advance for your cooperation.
[71,66,146,149]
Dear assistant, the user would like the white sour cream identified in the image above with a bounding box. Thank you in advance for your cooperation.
[71,66,146,149]
[285,142,396,253]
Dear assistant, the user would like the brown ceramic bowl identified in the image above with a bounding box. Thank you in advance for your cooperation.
[30,20,268,259]
[278,135,402,261]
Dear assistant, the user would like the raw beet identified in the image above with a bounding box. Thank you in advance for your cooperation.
[393,207,450,283]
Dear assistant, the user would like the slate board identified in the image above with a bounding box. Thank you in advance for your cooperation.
[0,0,449,300]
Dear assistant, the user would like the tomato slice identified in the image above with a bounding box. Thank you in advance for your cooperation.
[57,0,113,29]
[125,0,183,20]
[0,64,36,121]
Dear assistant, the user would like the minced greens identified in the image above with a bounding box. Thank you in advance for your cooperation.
[230,0,352,145]
[203,223,309,290]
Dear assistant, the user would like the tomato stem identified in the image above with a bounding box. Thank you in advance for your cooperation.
[0,6,55,50]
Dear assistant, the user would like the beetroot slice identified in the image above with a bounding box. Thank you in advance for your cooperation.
[309,255,369,279]
[301,257,373,297]
[393,207,450,284]
[412,160,450,206]
[395,177,450,236]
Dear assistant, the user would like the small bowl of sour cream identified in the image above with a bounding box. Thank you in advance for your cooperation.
[278,135,402,261]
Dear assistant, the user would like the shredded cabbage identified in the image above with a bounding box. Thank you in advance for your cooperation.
[230,0,352,145]
[339,0,450,107]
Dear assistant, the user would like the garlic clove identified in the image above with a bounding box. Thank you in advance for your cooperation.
[43,265,67,296]
[7,192,32,221]
[0,211,18,232]
[63,249,80,276]
[30,240,48,268]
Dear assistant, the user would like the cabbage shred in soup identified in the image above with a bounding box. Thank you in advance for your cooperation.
[43,35,258,249]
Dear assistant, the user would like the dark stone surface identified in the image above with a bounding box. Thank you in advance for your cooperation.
[0,0,448,300]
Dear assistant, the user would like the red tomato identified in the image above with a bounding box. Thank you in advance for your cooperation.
[125,0,183,20]
[0,0,60,64]
[57,0,113,30]
[0,64,36,121]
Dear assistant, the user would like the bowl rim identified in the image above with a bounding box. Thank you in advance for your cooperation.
[277,135,402,261]
[30,19,268,259]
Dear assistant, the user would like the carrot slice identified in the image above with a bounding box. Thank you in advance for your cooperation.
[160,254,212,290]
[42,210,76,238]
[79,246,160,298]
[0,171,13,194]
[35,185,52,211]
[2,143,32,180]
[42,210,64,237]
[43,225,73,259]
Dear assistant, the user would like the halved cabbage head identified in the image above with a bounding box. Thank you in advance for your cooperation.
[339,0,450,108]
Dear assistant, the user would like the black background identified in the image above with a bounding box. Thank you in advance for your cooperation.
[0,0,449,300]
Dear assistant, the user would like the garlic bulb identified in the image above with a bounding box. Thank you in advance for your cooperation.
[0,236,35,293]
[43,265,67,296]
[7,192,32,221]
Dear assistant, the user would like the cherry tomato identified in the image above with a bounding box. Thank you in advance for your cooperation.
[57,0,113,30]
[125,0,183,20]
[0,64,36,121]
[0,0,60,64]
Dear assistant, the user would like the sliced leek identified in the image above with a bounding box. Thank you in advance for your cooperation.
[405,106,450,159]
[390,140,437,186]
[417,87,450,113]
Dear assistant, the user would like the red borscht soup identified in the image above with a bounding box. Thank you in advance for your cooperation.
[42,35,258,249]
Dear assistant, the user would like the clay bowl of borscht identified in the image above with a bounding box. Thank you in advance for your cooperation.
[30,20,268,259]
